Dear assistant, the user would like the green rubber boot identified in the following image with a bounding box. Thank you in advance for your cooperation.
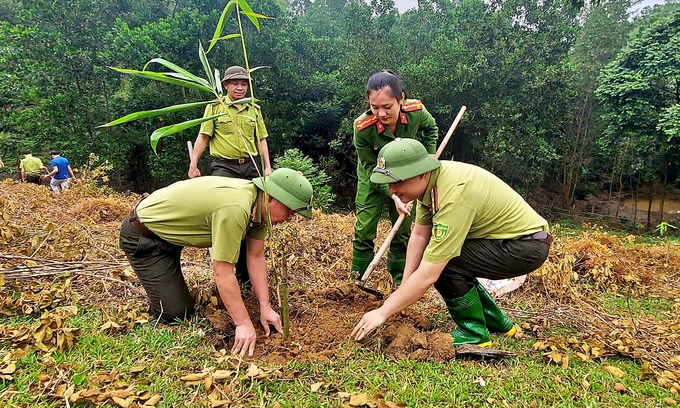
[350,251,372,281]
[475,282,516,336]
[443,286,492,347]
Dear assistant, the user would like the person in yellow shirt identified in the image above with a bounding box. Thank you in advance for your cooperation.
[19,149,46,184]
[119,168,313,356]
[352,139,551,347]
[188,66,273,286]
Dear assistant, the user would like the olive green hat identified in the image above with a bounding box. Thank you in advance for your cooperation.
[252,168,314,218]
[370,138,441,184]
[221,66,250,82]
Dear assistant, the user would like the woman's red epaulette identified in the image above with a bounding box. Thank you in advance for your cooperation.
[356,115,381,131]
[401,100,424,112]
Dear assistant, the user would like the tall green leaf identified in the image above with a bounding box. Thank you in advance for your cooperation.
[208,0,237,52]
[98,100,216,128]
[209,33,241,45]
[237,0,262,30]
[110,67,214,94]
[150,114,225,154]
[143,58,212,89]
[198,41,215,89]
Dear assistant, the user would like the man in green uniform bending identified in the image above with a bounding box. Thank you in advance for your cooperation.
[189,65,273,286]
[119,168,313,356]
[352,139,551,347]
[20,149,46,184]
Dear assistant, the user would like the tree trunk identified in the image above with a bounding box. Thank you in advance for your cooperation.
[660,165,668,224]
[646,182,653,228]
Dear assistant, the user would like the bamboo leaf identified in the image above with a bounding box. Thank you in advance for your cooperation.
[198,41,215,89]
[225,97,259,106]
[215,69,223,94]
[142,58,211,88]
[237,0,262,30]
[150,114,225,154]
[209,33,241,44]
[249,66,271,73]
[208,0,237,52]
[97,100,216,128]
[110,67,214,94]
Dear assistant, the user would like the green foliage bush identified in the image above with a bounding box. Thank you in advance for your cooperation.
[273,148,335,212]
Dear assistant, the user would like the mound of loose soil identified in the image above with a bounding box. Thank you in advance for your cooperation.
[201,282,456,363]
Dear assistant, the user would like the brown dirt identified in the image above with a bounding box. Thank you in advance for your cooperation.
[200,282,456,363]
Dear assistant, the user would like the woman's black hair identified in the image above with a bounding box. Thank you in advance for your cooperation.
[365,70,407,102]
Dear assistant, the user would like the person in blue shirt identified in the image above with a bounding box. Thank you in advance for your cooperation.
[43,150,76,193]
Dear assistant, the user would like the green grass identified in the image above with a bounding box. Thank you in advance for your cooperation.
[599,293,674,319]
[2,302,678,408]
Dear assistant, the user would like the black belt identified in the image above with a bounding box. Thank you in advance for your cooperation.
[519,231,553,246]
[213,157,253,164]
[129,207,158,239]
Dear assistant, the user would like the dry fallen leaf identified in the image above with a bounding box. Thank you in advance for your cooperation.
[603,364,625,378]
[665,397,677,406]
[310,381,324,392]
[349,393,369,406]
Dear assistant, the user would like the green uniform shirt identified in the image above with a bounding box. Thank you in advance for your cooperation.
[136,176,267,263]
[416,161,549,264]
[198,96,269,159]
[354,100,438,196]
[20,155,43,174]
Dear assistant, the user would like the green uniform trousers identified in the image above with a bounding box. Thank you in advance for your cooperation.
[433,237,550,299]
[119,216,194,321]
[352,181,414,280]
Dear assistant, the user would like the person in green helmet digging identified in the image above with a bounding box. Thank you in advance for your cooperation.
[119,168,313,356]
[352,138,551,347]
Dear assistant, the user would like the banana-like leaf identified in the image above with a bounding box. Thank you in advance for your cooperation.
[198,41,215,89]
[150,113,225,154]
[208,0,237,53]
[110,67,214,94]
[215,69,223,94]
[98,100,216,128]
[142,58,211,89]
[209,33,241,44]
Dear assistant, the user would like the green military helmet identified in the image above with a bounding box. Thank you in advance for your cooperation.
[370,138,441,184]
[222,65,250,82]
[252,168,314,218]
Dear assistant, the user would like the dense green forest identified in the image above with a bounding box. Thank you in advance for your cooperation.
[0,0,679,212]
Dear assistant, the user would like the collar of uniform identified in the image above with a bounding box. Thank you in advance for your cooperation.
[419,167,441,207]
[399,112,408,125]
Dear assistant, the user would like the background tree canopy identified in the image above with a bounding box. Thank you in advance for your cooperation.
[1,0,679,212]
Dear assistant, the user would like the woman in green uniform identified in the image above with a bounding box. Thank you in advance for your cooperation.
[351,70,439,284]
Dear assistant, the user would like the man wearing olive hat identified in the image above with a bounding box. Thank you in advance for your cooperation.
[352,138,551,347]
[119,168,313,356]
[189,65,273,285]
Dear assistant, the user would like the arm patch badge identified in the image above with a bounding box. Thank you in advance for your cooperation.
[433,222,449,241]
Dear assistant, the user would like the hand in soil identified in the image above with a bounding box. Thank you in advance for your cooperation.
[352,309,387,341]
[232,322,257,356]
[260,305,283,336]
